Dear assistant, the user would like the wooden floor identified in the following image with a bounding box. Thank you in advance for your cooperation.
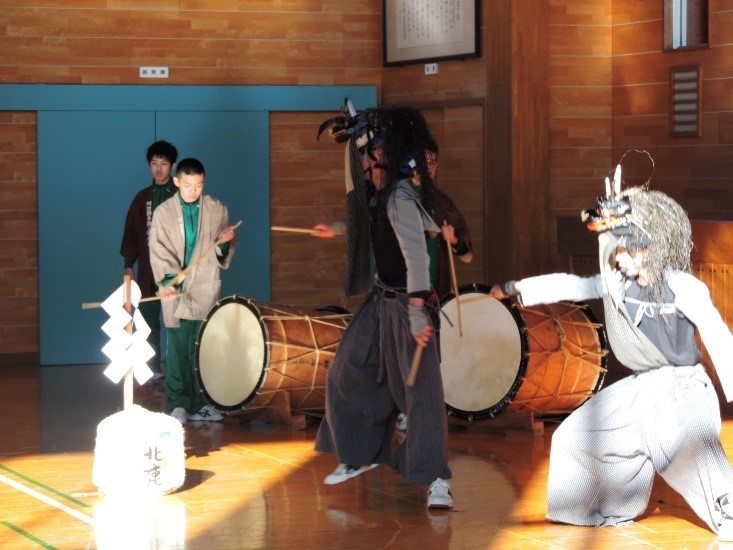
[1,364,732,550]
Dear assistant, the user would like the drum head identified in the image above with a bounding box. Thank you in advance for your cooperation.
[196,296,267,411]
[440,285,527,420]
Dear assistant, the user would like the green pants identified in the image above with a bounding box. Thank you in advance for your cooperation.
[138,299,162,374]
[165,319,205,413]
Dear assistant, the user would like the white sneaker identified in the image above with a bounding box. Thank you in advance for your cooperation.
[187,405,223,422]
[720,516,733,542]
[427,478,453,509]
[719,494,733,541]
[323,463,379,485]
[395,413,408,432]
[170,407,187,425]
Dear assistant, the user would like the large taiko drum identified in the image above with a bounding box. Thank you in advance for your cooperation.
[195,296,351,415]
[440,283,608,421]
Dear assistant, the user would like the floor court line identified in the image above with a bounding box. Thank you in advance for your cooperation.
[0,473,94,526]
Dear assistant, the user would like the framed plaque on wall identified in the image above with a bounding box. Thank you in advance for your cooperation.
[383,0,480,66]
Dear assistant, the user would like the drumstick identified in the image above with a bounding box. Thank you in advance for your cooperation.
[83,221,241,310]
[271,225,346,236]
[166,220,242,287]
[406,346,423,387]
[444,220,463,337]
[271,226,319,235]
[82,293,182,310]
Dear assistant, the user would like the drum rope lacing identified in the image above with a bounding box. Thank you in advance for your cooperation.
[259,311,350,408]
[515,304,609,411]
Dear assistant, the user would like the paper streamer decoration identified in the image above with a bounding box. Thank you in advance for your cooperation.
[99,281,155,385]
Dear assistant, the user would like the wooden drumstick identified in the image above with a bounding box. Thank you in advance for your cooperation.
[444,220,463,337]
[271,225,346,236]
[83,221,240,309]
[271,226,319,235]
[406,345,423,387]
[165,220,242,287]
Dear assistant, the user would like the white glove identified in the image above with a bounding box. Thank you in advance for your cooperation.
[408,304,430,339]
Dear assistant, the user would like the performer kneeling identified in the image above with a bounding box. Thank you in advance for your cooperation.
[491,167,733,540]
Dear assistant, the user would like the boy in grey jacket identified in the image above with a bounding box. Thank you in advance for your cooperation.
[150,157,237,425]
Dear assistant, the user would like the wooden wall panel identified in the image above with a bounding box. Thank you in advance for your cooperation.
[550,118,612,146]
[549,56,611,87]
[549,0,612,24]
[422,104,486,288]
[609,0,733,240]
[269,111,361,311]
[0,112,37,362]
[512,0,551,280]
[706,78,733,113]
[550,147,613,180]
[549,0,612,271]
[612,83,666,117]
[614,112,731,146]
[551,87,612,119]
[549,24,611,56]
[612,20,663,55]
[0,3,382,86]
[607,0,659,22]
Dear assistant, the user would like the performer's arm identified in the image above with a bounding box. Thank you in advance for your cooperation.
[149,209,182,292]
[441,195,473,262]
[670,270,733,402]
[492,273,603,306]
[389,191,432,296]
[214,205,236,267]
[388,189,435,346]
[441,223,472,262]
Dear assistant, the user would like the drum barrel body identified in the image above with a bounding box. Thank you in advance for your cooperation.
[195,296,350,415]
[440,283,608,421]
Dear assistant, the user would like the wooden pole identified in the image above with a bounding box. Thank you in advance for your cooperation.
[123,274,133,411]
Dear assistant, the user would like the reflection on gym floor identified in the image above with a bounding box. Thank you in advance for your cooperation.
[0,364,728,549]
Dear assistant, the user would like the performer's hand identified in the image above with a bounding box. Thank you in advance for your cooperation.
[413,324,433,348]
[312,223,337,238]
[312,221,346,238]
[490,281,520,299]
[408,301,433,347]
[441,223,458,246]
[124,267,135,279]
[489,284,507,299]
[218,225,236,244]
[157,285,179,301]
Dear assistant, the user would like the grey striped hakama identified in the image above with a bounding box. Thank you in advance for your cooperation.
[517,236,733,534]
[546,364,733,532]
[315,289,451,486]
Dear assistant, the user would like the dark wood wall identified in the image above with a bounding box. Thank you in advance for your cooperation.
[548,0,613,271]
[612,1,733,221]
[4,0,733,367]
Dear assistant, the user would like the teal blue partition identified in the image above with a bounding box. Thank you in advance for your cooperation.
[0,84,377,365]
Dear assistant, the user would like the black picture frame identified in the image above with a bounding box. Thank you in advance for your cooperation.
[383,0,480,67]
